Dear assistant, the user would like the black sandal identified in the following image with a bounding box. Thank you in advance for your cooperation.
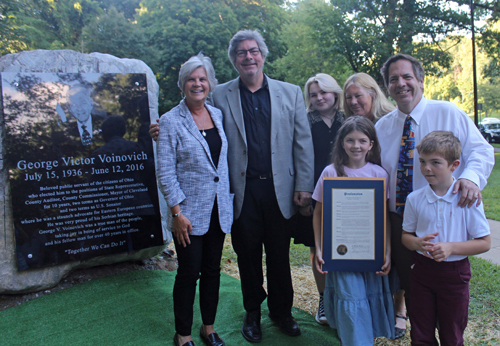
[394,315,408,339]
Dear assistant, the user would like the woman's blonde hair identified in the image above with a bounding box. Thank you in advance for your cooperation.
[304,73,343,113]
[343,73,395,122]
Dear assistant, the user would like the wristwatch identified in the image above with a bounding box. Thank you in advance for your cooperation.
[172,211,182,218]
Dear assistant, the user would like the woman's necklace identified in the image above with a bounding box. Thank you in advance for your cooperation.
[194,110,208,136]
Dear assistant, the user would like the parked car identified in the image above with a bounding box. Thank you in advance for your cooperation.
[480,117,500,125]
[479,122,500,143]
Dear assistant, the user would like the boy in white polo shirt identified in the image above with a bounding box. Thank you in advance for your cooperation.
[402,131,491,346]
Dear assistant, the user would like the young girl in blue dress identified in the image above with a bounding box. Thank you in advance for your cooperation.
[312,116,395,345]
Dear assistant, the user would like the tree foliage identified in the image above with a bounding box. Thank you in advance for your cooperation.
[425,36,500,116]
[271,0,354,88]
[307,0,474,85]
[95,0,141,20]
[480,17,500,79]
[0,0,147,54]
[82,7,156,69]
[4,0,500,115]
[0,0,103,52]
[2,3,29,55]
[137,0,288,113]
[1,0,289,113]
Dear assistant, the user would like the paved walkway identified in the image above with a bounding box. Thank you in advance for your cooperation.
[478,146,500,264]
[475,219,500,266]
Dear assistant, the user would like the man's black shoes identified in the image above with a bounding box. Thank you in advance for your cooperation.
[268,312,301,337]
[241,311,262,343]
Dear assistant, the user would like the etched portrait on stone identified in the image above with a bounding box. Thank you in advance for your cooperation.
[60,84,95,146]
[1,73,163,270]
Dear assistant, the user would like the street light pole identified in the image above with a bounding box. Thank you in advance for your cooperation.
[471,0,479,126]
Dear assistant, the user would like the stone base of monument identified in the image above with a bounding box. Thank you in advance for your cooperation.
[0,50,168,294]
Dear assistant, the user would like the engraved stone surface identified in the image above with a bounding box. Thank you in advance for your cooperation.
[0,50,166,294]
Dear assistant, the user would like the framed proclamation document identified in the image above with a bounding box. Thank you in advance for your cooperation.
[321,177,386,272]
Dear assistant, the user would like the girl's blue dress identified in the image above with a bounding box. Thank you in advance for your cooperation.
[324,271,395,346]
[312,163,397,345]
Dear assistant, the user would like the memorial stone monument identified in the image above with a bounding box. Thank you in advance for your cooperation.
[0,50,169,294]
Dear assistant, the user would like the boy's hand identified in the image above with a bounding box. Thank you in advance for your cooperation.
[416,232,438,258]
[315,249,327,274]
[428,242,453,262]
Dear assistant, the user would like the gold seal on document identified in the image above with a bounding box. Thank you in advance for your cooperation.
[337,244,348,255]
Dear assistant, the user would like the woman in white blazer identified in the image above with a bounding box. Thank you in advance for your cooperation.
[156,53,233,346]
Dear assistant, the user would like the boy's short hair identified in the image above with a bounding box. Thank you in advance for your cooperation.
[416,131,461,164]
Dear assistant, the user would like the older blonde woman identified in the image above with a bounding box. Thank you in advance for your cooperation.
[343,72,395,123]
[157,53,233,346]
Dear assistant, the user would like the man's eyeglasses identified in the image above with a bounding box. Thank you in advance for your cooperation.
[236,48,261,58]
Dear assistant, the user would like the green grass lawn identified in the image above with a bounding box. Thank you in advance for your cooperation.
[221,238,312,267]
[468,256,500,344]
[469,256,500,317]
[482,152,500,221]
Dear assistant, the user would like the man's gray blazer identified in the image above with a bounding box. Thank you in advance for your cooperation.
[212,76,314,220]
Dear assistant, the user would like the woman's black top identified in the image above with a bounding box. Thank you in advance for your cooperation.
[308,110,345,184]
[291,110,345,247]
[202,127,222,168]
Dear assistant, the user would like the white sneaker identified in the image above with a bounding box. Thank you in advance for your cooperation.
[315,295,328,325]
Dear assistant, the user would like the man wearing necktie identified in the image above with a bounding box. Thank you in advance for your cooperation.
[66,84,94,146]
[375,54,494,311]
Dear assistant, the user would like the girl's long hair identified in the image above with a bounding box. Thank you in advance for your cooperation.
[331,116,381,177]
